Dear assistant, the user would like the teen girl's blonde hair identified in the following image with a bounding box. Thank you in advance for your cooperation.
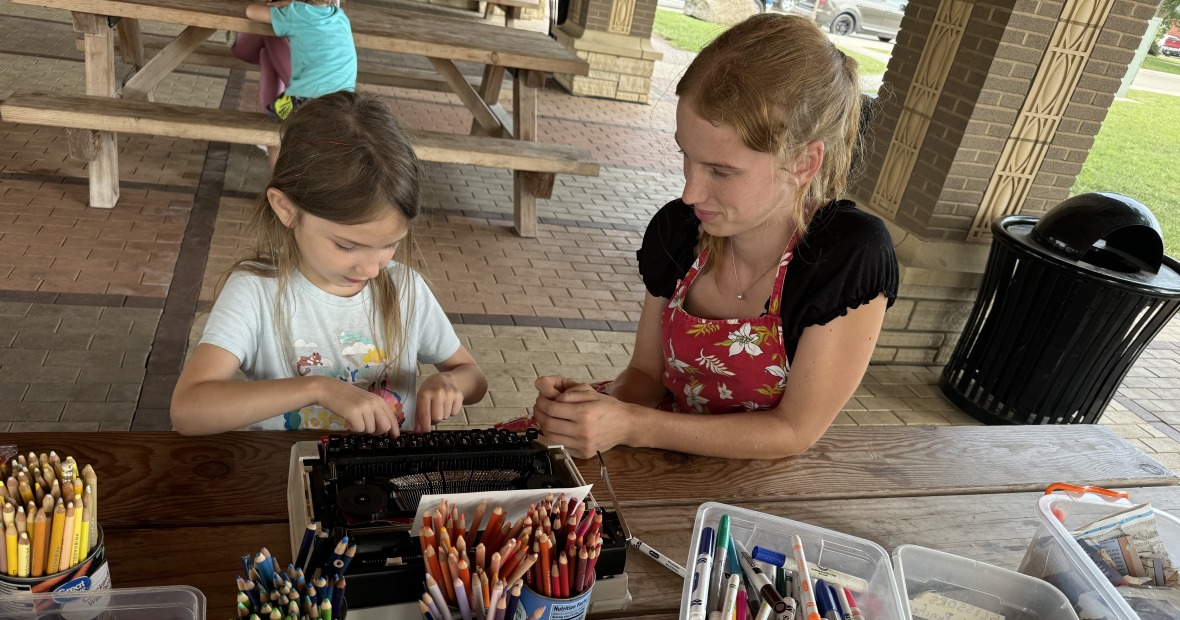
[216,90,422,377]
[675,13,862,271]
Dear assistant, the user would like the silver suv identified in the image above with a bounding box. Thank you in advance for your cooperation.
[778,0,906,42]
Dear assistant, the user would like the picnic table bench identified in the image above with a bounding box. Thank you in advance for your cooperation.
[0,0,597,237]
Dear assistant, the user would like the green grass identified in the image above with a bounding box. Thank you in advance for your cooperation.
[1072,90,1180,256]
[843,49,887,76]
[652,8,887,76]
[653,8,726,53]
[1142,55,1180,76]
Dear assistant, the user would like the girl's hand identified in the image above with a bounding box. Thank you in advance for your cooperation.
[533,384,631,458]
[314,376,401,436]
[415,373,465,433]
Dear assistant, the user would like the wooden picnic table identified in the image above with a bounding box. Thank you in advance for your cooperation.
[6,0,593,236]
[2,427,1176,619]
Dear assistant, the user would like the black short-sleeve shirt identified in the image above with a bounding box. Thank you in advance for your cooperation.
[637,199,899,360]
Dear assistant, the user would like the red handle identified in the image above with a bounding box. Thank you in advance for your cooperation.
[1043,482,1129,499]
[1044,483,1129,523]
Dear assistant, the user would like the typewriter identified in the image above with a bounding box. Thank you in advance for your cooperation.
[287,429,631,616]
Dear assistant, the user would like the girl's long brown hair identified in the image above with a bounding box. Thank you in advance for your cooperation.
[215,90,423,377]
[676,13,862,272]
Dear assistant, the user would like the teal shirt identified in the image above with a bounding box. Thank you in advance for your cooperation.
[270,2,358,99]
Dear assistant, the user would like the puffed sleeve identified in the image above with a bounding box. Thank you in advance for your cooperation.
[635,199,700,299]
[780,201,899,337]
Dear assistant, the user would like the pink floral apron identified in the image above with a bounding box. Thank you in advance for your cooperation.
[659,238,796,414]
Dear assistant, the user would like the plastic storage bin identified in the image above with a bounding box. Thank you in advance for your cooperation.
[0,585,205,619]
[894,544,1078,620]
[678,502,908,620]
[1018,489,1180,619]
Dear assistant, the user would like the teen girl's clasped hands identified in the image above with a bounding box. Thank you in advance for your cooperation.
[170,92,487,436]
[533,14,900,460]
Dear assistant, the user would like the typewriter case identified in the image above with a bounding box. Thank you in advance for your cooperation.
[287,431,631,618]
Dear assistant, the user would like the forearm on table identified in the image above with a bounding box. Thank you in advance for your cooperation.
[625,407,812,460]
[604,366,667,408]
[170,376,322,435]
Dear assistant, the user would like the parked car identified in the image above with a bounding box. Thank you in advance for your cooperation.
[779,0,907,42]
[1161,35,1180,58]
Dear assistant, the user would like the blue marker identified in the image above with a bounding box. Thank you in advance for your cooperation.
[726,542,741,578]
[689,527,714,620]
[752,546,787,567]
[815,579,840,620]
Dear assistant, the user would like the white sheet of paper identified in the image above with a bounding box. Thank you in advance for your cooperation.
[417,485,593,526]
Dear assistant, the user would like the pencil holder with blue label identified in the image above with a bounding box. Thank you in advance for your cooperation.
[0,451,109,615]
[512,514,598,620]
[416,496,602,620]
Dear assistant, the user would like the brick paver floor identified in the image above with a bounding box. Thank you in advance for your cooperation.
[2,1,1180,475]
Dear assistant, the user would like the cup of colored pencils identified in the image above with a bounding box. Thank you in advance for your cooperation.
[235,525,354,620]
[417,494,602,620]
[0,451,102,587]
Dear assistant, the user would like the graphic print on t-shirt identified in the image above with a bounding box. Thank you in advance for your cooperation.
[281,331,406,430]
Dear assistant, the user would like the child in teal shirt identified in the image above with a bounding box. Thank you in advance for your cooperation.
[234,0,358,166]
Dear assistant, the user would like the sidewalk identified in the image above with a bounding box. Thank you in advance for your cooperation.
[1,1,1180,474]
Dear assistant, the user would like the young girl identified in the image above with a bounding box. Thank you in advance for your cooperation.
[532,14,898,459]
[171,91,487,435]
[233,0,358,166]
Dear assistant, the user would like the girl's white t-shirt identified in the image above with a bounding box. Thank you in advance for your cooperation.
[199,263,460,431]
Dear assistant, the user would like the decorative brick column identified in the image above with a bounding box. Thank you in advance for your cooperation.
[850,0,1159,364]
[552,0,662,102]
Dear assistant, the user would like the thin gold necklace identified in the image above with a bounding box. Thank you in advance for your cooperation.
[729,239,779,301]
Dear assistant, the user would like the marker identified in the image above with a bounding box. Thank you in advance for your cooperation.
[711,515,730,613]
[629,536,686,578]
[834,585,853,620]
[727,543,741,581]
[754,602,773,620]
[733,540,791,619]
[791,536,821,620]
[843,588,865,620]
[752,547,869,593]
[689,527,715,620]
[815,580,840,620]
[720,574,741,620]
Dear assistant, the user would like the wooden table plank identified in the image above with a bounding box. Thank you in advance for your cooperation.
[102,523,291,620]
[11,0,590,75]
[577,425,1178,508]
[616,486,1180,615]
[4,432,319,527]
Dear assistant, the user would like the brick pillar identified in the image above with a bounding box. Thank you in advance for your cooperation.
[552,0,663,102]
[850,0,1158,364]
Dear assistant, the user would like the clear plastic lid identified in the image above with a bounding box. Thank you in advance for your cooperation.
[0,585,205,619]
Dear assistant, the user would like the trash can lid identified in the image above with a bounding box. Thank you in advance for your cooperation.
[995,193,1180,295]
[1031,192,1163,274]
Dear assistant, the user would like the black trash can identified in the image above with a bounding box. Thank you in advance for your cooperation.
[940,192,1180,424]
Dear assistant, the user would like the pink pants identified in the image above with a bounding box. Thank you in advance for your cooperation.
[231,34,292,114]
